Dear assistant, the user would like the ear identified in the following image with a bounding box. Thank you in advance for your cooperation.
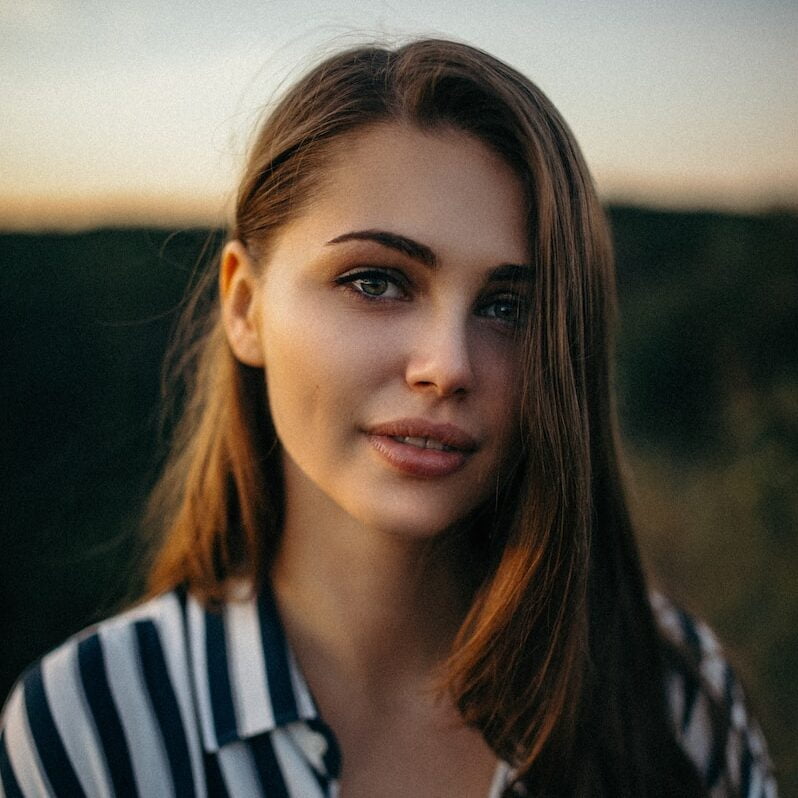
[220,239,265,367]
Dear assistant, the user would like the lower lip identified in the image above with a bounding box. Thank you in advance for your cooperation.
[368,435,470,478]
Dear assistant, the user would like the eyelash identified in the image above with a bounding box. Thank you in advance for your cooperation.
[477,295,529,327]
[335,267,529,328]
[334,268,409,300]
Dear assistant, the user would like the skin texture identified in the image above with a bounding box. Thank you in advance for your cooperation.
[221,123,529,797]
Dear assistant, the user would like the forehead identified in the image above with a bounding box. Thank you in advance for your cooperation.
[288,123,530,265]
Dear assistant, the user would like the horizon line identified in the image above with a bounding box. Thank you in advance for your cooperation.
[1,189,796,233]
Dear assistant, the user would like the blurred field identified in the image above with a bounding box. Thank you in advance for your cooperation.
[0,207,795,790]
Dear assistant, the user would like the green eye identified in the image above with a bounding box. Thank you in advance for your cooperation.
[356,276,390,296]
[336,268,408,300]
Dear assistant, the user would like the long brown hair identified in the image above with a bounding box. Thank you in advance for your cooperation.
[146,39,709,795]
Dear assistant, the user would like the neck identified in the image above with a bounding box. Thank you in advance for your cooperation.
[271,465,479,696]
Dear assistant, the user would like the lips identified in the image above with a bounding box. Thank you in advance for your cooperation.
[368,420,478,451]
[391,435,458,452]
[366,419,478,477]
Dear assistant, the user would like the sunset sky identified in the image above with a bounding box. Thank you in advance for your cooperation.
[2,0,797,229]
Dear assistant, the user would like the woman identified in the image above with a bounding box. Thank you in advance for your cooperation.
[0,38,776,797]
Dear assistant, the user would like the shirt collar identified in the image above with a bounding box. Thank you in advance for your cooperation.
[187,581,319,752]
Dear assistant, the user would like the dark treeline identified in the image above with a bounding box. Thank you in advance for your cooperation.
[1,207,796,787]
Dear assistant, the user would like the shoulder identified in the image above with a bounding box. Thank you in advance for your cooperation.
[0,590,202,797]
[651,592,778,797]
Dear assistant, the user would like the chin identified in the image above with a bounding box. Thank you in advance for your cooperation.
[355,500,477,541]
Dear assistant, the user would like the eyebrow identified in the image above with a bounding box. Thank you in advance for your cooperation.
[326,229,438,268]
[326,228,533,278]
[488,263,534,283]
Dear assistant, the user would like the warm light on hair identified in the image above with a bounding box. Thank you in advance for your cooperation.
[145,39,717,795]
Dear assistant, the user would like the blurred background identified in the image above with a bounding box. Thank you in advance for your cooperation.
[2,0,796,790]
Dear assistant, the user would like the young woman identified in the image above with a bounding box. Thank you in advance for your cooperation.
[0,38,777,797]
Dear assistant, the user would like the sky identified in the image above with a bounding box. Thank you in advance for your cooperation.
[1,0,797,230]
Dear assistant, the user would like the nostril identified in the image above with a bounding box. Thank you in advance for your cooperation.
[404,318,475,396]
[406,362,473,397]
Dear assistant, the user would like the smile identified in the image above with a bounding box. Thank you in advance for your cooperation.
[366,418,478,478]
[367,418,478,451]
[391,435,460,452]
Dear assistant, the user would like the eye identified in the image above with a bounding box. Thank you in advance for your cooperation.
[335,268,409,300]
[479,294,529,327]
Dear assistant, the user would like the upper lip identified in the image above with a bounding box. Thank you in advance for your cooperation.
[366,418,479,452]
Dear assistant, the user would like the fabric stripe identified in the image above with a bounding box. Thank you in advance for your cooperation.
[250,734,291,798]
[151,593,205,796]
[704,663,734,788]
[187,597,217,751]
[287,647,317,721]
[678,610,702,731]
[23,662,85,796]
[2,683,53,796]
[286,722,331,776]
[225,597,275,735]
[680,672,699,733]
[762,775,775,798]
[487,761,511,798]
[42,640,112,797]
[78,634,138,798]
[681,692,712,779]
[723,718,742,790]
[747,761,763,798]
[216,742,262,795]
[0,730,25,798]
[100,621,174,796]
[258,588,300,724]
[204,605,238,745]
[678,607,703,660]
[135,622,196,797]
[740,739,753,797]
[272,728,328,797]
[203,751,230,798]
[665,671,685,736]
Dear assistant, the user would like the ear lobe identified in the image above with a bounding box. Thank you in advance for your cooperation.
[220,239,265,367]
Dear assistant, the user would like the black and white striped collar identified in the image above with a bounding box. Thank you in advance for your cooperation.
[184,581,337,768]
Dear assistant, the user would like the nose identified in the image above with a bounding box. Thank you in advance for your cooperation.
[405,311,475,398]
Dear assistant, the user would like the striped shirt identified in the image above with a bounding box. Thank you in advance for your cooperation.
[0,586,777,797]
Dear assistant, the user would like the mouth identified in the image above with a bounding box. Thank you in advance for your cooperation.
[367,419,478,451]
[390,435,461,452]
[365,419,478,478]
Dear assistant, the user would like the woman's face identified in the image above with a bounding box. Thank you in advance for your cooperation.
[223,123,530,539]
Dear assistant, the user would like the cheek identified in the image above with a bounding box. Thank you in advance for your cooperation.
[485,346,524,444]
[260,308,387,436]
[263,329,334,428]
[480,334,522,398]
